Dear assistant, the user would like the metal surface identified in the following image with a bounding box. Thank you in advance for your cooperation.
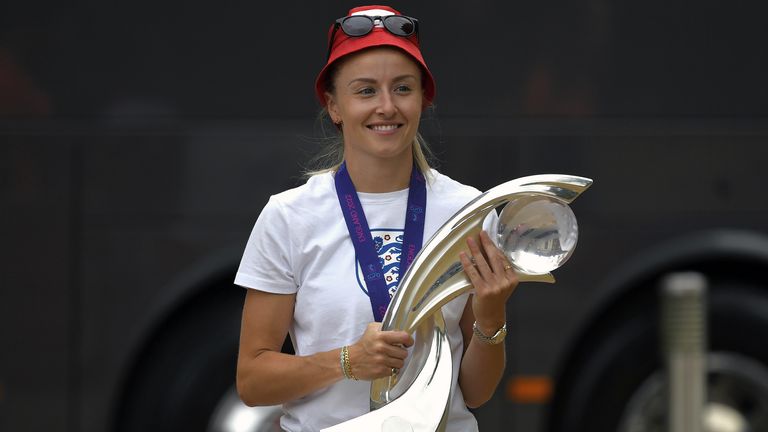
[323,174,592,431]
[617,352,768,432]
[207,386,282,432]
[662,273,708,432]
[321,313,452,431]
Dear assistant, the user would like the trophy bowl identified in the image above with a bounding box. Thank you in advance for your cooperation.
[496,195,579,275]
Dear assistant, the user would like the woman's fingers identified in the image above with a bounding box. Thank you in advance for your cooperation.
[462,232,519,324]
[380,329,414,348]
[466,236,493,280]
[479,231,508,277]
[351,324,414,379]
[373,336,410,360]
[460,250,483,287]
[466,231,517,286]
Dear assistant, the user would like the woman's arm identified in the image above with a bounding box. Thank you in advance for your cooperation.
[236,289,414,406]
[456,231,519,408]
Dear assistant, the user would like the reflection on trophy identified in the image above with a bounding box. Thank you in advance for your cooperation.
[323,174,593,432]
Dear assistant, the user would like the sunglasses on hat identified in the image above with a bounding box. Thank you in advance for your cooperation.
[326,15,419,60]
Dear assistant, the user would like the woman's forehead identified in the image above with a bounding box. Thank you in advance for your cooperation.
[335,47,421,78]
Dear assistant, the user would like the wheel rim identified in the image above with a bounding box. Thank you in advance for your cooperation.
[618,352,768,432]
[207,385,283,432]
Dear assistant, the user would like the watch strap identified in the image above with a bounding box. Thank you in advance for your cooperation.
[473,321,507,345]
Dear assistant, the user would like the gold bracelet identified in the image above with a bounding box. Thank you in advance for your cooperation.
[340,346,350,379]
[341,346,358,380]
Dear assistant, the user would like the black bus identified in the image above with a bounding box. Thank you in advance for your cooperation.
[2,1,768,431]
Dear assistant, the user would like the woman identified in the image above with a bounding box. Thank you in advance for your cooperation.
[235,5,518,431]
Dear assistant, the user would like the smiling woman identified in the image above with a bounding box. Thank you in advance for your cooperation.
[234,5,519,432]
[307,6,437,185]
[325,47,424,192]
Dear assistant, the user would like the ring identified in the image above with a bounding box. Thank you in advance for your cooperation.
[470,257,477,266]
[504,264,513,270]
[392,367,399,375]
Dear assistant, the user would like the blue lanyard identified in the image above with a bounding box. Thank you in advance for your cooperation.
[334,161,427,321]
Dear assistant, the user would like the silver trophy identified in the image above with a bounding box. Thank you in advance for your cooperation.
[323,174,593,432]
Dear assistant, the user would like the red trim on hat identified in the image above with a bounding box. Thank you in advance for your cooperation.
[315,6,436,108]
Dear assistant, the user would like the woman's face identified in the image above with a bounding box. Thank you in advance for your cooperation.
[326,47,424,167]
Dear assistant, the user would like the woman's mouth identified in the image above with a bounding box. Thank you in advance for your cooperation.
[368,124,402,132]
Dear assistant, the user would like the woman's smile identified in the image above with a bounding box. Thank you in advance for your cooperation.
[367,123,402,134]
[325,47,424,165]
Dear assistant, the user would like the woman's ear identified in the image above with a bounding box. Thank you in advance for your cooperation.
[325,92,341,125]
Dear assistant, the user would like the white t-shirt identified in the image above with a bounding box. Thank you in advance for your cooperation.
[235,169,484,432]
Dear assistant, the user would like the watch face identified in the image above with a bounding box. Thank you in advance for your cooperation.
[474,322,507,344]
[491,325,507,343]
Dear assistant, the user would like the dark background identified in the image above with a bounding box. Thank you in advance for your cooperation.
[2,1,768,431]
[3,1,767,119]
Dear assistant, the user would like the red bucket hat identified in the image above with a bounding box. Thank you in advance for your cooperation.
[314,5,436,107]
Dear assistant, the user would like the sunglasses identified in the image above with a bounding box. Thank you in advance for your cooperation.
[327,15,419,60]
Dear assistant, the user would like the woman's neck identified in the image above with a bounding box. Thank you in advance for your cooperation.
[343,154,414,193]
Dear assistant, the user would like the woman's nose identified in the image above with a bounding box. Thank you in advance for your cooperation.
[376,92,397,117]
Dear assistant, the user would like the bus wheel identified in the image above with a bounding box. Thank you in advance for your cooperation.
[114,288,285,432]
[548,282,768,432]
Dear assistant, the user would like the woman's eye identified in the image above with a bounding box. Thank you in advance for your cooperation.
[357,87,376,96]
[395,85,412,93]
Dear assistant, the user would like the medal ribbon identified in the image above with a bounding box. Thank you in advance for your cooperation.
[334,161,427,321]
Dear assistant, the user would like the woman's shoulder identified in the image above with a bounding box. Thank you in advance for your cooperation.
[427,169,483,199]
[260,172,339,226]
[270,171,336,207]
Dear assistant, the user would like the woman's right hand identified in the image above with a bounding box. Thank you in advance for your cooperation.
[347,322,414,380]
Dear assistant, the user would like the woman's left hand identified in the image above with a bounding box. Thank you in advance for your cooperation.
[459,231,519,332]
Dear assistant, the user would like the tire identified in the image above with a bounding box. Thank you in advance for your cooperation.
[114,287,291,432]
[548,280,768,432]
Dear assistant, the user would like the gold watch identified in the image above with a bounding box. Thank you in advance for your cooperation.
[472,321,507,345]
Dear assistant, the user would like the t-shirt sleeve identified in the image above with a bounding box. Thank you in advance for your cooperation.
[234,196,298,294]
